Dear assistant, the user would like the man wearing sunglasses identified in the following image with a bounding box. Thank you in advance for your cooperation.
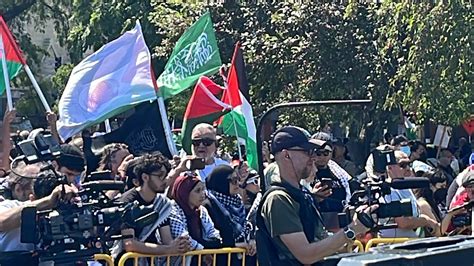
[189,123,230,181]
[311,132,352,220]
[379,150,440,238]
[257,126,375,265]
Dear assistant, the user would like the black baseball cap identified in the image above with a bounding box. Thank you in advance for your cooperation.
[271,126,324,155]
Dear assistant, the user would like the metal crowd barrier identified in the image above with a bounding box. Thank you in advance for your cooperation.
[364,238,413,252]
[94,254,114,266]
[118,247,247,266]
[353,240,364,252]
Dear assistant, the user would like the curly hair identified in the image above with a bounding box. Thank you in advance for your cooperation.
[97,143,129,172]
[133,152,172,186]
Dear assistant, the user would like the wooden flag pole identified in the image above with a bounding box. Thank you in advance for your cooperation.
[23,65,51,112]
[0,35,13,111]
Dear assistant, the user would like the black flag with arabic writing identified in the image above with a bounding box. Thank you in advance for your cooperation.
[91,101,172,158]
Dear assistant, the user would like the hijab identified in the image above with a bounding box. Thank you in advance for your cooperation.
[171,173,202,241]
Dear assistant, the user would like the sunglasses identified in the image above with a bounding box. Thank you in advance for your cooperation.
[192,138,216,147]
[315,150,331,156]
[239,176,259,189]
[288,148,315,156]
[245,177,259,186]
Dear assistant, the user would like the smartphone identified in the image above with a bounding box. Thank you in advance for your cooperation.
[187,158,206,171]
[320,178,333,189]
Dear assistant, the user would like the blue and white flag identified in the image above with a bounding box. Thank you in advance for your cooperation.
[57,21,157,141]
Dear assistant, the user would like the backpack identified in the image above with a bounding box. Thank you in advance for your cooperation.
[256,182,323,266]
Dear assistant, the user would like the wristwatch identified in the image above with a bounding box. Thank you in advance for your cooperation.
[343,226,356,241]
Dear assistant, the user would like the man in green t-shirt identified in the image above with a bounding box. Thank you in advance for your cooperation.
[257,126,376,265]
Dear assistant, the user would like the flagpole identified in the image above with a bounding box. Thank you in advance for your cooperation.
[0,35,13,111]
[23,65,51,112]
[104,119,112,133]
[157,97,178,156]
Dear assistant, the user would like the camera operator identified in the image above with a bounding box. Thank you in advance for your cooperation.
[0,176,78,252]
[378,150,440,238]
[112,152,191,262]
[365,135,409,180]
[257,126,376,265]
[53,144,86,187]
[0,162,40,202]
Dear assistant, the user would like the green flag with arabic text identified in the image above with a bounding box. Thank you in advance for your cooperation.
[157,12,222,99]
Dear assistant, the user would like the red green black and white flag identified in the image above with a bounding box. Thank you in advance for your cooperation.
[0,16,26,95]
[181,76,231,154]
[218,43,259,171]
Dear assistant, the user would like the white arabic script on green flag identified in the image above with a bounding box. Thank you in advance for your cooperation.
[157,12,221,100]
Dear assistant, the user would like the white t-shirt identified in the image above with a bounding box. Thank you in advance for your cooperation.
[197,157,230,181]
[379,188,420,238]
[0,200,35,252]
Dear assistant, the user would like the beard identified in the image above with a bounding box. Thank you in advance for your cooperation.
[149,181,166,194]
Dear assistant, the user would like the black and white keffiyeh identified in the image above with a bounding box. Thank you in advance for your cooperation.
[208,190,247,242]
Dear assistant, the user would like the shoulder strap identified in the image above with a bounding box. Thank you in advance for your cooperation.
[256,185,299,265]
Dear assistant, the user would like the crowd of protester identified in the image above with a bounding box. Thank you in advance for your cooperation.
[0,108,473,266]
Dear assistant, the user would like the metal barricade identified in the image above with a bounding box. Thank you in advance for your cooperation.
[353,240,364,252]
[118,247,247,266]
[94,254,114,266]
[365,238,413,252]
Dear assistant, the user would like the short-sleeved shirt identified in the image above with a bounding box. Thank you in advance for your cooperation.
[261,189,325,264]
[379,188,420,238]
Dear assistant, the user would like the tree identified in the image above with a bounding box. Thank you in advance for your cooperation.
[3,1,472,143]
[377,1,473,125]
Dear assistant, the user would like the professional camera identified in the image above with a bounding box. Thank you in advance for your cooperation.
[20,175,158,265]
[448,201,474,229]
[15,128,61,164]
[452,213,471,228]
[338,175,430,229]
[9,130,156,265]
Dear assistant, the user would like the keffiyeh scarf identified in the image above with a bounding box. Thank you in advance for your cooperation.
[208,190,247,241]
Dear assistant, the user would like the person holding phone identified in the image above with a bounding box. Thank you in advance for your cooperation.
[311,132,352,214]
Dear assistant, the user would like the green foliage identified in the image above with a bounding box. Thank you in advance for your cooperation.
[2,1,472,141]
[51,63,74,109]
[378,1,473,125]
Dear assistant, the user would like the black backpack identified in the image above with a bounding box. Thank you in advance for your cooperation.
[256,183,323,266]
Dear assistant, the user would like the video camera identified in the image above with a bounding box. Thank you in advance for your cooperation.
[338,174,430,230]
[448,201,474,229]
[20,174,158,265]
[7,131,157,265]
[15,128,62,164]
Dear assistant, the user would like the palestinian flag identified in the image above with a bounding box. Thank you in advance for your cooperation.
[219,43,259,171]
[0,16,26,95]
[181,76,231,154]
